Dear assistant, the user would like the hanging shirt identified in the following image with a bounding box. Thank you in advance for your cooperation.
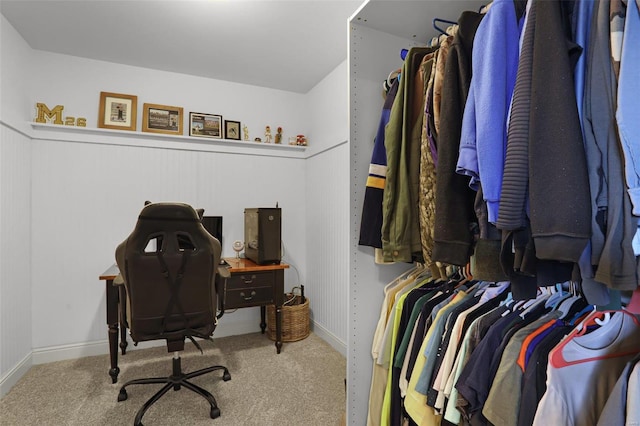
[404,292,468,425]
[533,312,640,426]
[596,356,637,426]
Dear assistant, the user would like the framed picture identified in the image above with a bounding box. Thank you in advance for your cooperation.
[142,103,183,135]
[224,120,241,140]
[189,112,223,139]
[98,92,137,131]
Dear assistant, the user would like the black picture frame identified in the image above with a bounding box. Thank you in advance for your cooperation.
[224,120,241,140]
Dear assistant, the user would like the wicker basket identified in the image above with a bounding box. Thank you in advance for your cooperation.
[267,292,310,342]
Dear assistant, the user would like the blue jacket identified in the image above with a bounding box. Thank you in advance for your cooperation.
[456,0,522,224]
[358,79,399,249]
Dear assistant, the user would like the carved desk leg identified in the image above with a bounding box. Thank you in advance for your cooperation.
[275,306,283,354]
[118,286,128,355]
[106,279,120,383]
[274,269,284,354]
[260,306,267,334]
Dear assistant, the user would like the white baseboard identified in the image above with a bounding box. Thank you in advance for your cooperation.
[29,319,261,366]
[311,321,346,357]
[32,340,111,365]
[0,352,32,398]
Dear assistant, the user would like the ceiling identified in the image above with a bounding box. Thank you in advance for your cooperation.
[1,0,362,94]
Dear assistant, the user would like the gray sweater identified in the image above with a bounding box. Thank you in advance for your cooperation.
[582,0,638,292]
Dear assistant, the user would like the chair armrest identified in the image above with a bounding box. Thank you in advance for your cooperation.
[217,265,230,279]
[216,266,229,320]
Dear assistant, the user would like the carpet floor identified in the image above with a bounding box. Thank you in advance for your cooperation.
[0,332,346,426]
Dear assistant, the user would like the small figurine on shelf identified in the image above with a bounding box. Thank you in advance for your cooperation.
[296,134,307,146]
[254,137,262,143]
[275,127,283,144]
[243,125,249,141]
[264,125,272,143]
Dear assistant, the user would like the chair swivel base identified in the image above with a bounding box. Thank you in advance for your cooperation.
[117,356,231,426]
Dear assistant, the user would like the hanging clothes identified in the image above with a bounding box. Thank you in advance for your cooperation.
[418,49,439,266]
[367,267,425,426]
[359,78,400,252]
[381,46,435,264]
[596,354,640,426]
[364,0,640,419]
[431,11,484,267]
[533,311,640,425]
[456,0,522,224]
[582,0,638,294]
[616,0,640,254]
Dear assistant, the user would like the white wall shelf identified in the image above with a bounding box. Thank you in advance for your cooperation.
[29,122,307,159]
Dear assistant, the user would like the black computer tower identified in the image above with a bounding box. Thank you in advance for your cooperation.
[244,208,281,265]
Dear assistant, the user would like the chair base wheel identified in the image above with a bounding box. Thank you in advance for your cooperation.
[119,357,229,424]
[211,407,221,419]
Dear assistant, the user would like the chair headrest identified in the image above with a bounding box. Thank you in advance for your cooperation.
[138,202,201,222]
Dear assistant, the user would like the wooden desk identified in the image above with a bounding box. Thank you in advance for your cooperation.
[98,258,288,383]
[220,257,289,354]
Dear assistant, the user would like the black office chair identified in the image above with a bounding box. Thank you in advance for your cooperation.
[115,202,230,425]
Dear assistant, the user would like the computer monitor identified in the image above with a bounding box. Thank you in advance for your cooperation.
[202,216,223,249]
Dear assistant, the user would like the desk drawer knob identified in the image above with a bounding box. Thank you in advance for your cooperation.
[240,291,257,301]
[241,275,257,284]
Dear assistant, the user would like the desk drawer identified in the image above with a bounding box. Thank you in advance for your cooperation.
[226,272,274,290]
[225,287,274,308]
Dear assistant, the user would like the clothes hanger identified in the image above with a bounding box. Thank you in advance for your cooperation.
[555,292,582,319]
[545,282,570,308]
[545,290,566,308]
[567,305,595,326]
[432,18,457,35]
[502,292,514,307]
[550,309,640,368]
[520,289,552,319]
[406,263,428,281]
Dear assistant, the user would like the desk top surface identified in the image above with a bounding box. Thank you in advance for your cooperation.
[222,257,289,272]
[99,257,288,280]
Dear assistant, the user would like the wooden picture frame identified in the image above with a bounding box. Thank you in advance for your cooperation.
[224,120,241,140]
[189,112,223,139]
[98,92,137,131]
[142,103,183,135]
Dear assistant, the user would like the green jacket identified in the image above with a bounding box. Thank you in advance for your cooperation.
[381,47,435,263]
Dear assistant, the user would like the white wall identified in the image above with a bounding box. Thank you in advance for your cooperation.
[0,126,32,395]
[305,60,349,353]
[306,60,349,156]
[0,14,33,126]
[30,139,307,349]
[0,15,34,396]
